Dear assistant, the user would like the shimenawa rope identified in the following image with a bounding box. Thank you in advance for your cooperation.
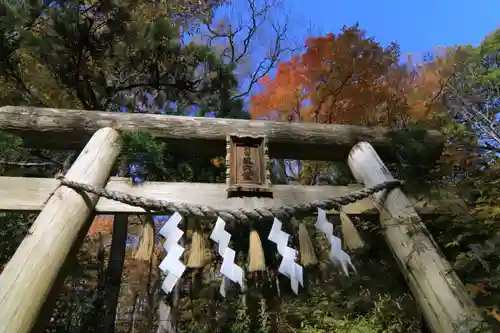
[55,175,401,223]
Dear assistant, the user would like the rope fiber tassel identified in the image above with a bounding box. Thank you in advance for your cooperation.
[298,223,318,266]
[187,230,207,268]
[340,210,365,251]
[248,230,266,272]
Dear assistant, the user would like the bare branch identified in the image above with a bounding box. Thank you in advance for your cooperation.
[203,0,297,100]
[0,161,56,167]
[444,71,500,146]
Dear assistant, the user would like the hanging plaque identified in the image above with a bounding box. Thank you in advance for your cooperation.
[226,135,272,198]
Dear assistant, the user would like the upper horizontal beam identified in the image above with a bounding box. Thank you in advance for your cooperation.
[0,106,444,162]
[0,176,466,215]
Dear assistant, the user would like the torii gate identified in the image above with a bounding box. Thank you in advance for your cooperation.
[0,106,488,333]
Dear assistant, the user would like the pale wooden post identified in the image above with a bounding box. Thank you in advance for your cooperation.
[347,141,487,333]
[0,127,121,333]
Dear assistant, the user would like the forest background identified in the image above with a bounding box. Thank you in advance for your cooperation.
[0,0,498,332]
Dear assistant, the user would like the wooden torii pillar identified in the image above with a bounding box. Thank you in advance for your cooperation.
[348,142,487,333]
[0,127,121,333]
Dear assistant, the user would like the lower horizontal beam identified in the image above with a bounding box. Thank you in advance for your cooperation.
[0,176,466,216]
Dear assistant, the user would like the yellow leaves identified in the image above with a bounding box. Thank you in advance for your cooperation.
[6,47,82,108]
[135,2,161,24]
[465,283,489,297]
[402,48,463,123]
[465,285,500,324]
[487,309,500,323]
[211,157,224,168]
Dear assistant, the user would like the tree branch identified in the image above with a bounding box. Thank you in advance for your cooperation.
[0,161,56,167]
[204,0,295,100]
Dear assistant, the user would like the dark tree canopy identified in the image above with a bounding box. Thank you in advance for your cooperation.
[0,0,243,117]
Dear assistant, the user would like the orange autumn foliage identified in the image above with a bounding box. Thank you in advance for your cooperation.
[397,49,461,123]
[211,157,225,168]
[250,55,310,121]
[250,26,467,127]
[250,25,401,125]
[87,215,114,237]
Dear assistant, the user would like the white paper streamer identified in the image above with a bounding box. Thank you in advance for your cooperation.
[268,218,303,294]
[210,217,244,296]
[158,212,186,293]
[315,208,356,275]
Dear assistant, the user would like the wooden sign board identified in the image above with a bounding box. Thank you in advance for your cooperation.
[226,135,272,198]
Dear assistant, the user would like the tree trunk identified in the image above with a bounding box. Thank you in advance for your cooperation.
[101,214,130,332]
[155,300,176,333]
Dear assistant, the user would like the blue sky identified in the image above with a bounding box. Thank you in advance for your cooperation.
[285,0,499,58]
